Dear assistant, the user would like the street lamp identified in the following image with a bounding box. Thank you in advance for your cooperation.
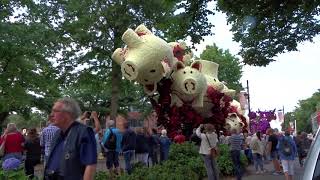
[244,80,251,115]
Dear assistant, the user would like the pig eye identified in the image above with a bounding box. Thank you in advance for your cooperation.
[150,69,156,73]
[213,79,216,82]
[190,71,193,74]
[183,71,186,74]
[144,79,148,82]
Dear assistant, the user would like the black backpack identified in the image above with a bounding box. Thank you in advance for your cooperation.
[280,137,293,157]
[104,128,117,150]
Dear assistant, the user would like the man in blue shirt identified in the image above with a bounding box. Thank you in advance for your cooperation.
[102,119,123,176]
[45,97,97,180]
[40,117,59,166]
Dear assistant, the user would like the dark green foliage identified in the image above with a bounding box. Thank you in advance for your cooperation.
[216,144,248,176]
[116,142,206,180]
[285,89,320,133]
[200,44,243,92]
[217,0,320,66]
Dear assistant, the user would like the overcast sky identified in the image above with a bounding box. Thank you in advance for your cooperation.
[191,10,320,113]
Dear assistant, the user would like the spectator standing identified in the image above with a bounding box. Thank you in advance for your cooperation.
[159,129,171,162]
[228,129,243,180]
[277,130,297,180]
[296,132,312,167]
[135,127,149,166]
[44,97,97,180]
[121,117,136,174]
[196,124,219,180]
[102,119,123,176]
[267,128,282,175]
[190,128,201,147]
[242,130,253,164]
[24,128,41,179]
[250,131,265,174]
[149,128,160,166]
[40,117,59,165]
[0,123,25,161]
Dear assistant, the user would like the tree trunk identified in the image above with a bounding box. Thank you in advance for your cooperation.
[110,61,121,120]
[0,112,9,128]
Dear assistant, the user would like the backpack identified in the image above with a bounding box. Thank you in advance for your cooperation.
[280,137,293,156]
[104,128,117,150]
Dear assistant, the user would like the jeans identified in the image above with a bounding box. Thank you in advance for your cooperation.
[160,150,169,162]
[253,153,264,171]
[136,153,149,166]
[231,150,242,180]
[244,149,253,164]
[202,154,219,180]
[123,150,134,174]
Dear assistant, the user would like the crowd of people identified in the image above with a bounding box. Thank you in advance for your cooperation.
[194,126,313,180]
[0,97,315,180]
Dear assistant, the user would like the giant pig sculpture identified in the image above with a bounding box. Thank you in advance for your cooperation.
[170,61,207,108]
[225,113,245,132]
[112,24,175,95]
[194,60,226,118]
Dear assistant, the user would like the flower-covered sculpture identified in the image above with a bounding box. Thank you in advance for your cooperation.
[112,24,175,95]
[113,24,248,137]
[171,61,207,108]
[225,113,245,132]
[249,110,276,133]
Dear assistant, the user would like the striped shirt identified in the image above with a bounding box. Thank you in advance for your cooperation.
[228,134,243,151]
[40,124,59,156]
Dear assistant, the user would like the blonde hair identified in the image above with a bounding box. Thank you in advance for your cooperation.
[6,123,17,133]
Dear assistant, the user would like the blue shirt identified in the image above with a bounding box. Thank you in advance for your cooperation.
[102,127,123,152]
[277,135,297,160]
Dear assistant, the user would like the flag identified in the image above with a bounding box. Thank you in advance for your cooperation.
[239,91,247,110]
[277,110,284,123]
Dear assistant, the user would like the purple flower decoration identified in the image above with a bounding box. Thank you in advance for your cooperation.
[2,158,21,171]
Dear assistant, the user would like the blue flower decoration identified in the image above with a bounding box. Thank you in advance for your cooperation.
[2,158,21,171]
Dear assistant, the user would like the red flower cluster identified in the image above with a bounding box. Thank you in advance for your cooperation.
[151,78,246,138]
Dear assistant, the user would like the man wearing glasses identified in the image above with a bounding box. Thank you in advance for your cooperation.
[44,97,97,180]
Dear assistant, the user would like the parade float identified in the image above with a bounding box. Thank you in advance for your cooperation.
[112,24,248,138]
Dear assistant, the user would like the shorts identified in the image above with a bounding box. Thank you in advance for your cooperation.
[270,151,278,159]
[281,160,294,175]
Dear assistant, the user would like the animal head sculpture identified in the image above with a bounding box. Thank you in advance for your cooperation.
[225,113,245,132]
[112,24,174,95]
[170,61,207,107]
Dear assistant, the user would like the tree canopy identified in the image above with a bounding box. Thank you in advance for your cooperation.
[200,44,243,92]
[217,0,320,66]
[284,89,320,133]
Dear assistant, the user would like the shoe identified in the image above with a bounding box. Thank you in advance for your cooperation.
[261,170,267,173]
[272,172,280,175]
[255,171,260,174]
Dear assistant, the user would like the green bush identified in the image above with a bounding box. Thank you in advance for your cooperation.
[115,142,206,180]
[216,144,248,176]
[0,167,30,180]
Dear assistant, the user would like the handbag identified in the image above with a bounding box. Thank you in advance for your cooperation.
[0,135,7,157]
[205,134,219,158]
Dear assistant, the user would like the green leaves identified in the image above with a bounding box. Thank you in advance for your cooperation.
[200,44,243,92]
[217,0,320,66]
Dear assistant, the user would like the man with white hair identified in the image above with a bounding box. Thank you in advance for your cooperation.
[159,129,171,162]
[44,97,97,180]
[102,117,123,175]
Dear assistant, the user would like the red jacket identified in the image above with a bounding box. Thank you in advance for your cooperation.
[0,132,25,154]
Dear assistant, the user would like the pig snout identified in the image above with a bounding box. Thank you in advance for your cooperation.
[121,61,138,81]
[183,79,197,94]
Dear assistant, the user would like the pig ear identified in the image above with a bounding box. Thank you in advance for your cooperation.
[174,61,185,71]
[191,61,202,71]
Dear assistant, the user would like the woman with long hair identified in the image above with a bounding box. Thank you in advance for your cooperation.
[24,128,41,179]
[250,131,265,174]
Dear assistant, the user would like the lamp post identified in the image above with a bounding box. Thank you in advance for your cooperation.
[244,80,251,115]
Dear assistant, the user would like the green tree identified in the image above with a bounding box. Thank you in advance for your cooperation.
[34,0,215,118]
[217,0,320,66]
[288,89,320,133]
[200,44,243,92]
[0,1,61,125]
